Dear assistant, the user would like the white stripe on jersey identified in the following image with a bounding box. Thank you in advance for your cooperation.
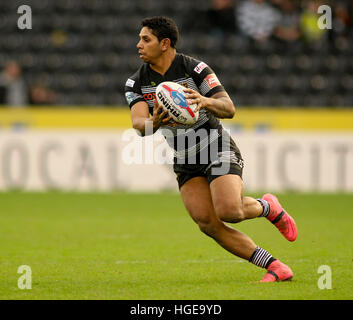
[140,77,199,93]
[139,76,222,157]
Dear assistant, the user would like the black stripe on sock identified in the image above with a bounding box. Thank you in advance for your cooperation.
[249,247,273,269]
[265,257,276,269]
[257,199,270,217]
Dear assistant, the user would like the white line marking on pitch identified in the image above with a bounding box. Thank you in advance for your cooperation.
[115,259,245,265]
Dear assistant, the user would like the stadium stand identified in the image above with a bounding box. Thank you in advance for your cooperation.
[0,0,352,107]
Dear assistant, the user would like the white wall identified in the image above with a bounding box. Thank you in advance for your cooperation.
[0,130,352,192]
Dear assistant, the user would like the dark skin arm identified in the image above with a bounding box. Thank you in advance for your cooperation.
[130,99,177,136]
[184,88,236,119]
[131,87,235,135]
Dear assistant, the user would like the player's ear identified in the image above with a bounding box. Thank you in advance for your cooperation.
[160,38,170,51]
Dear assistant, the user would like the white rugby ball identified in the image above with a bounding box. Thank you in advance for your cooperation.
[156,81,199,125]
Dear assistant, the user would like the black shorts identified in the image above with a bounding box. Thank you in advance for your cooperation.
[173,133,244,189]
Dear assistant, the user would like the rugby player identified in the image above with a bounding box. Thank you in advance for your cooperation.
[124,16,297,282]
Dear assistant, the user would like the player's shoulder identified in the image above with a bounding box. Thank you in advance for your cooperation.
[177,53,214,80]
[178,53,224,97]
[125,63,149,89]
[124,64,147,107]
[178,53,209,73]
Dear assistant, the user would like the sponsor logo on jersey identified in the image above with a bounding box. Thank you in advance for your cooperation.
[194,62,208,74]
[205,74,221,89]
[125,78,135,87]
[143,92,156,101]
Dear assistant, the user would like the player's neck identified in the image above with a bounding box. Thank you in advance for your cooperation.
[149,49,176,76]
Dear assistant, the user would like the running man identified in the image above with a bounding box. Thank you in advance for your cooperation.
[124,16,297,282]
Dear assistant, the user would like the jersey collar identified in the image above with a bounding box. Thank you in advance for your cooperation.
[147,52,181,78]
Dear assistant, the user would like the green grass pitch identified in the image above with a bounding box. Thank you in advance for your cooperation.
[0,191,352,300]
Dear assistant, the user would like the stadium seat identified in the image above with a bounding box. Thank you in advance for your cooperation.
[1,0,350,107]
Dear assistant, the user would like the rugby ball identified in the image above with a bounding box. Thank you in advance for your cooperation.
[156,81,199,125]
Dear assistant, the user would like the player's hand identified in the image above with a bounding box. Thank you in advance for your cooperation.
[152,99,178,128]
[183,88,208,113]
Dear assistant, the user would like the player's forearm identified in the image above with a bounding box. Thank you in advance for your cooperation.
[204,96,235,119]
[132,117,158,136]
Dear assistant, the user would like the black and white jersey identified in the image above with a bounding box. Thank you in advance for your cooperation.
[124,53,227,160]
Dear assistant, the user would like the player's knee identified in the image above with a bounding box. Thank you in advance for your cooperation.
[195,217,220,238]
[215,202,244,223]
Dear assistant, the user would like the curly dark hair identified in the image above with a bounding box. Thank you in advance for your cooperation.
[141,16,179,48]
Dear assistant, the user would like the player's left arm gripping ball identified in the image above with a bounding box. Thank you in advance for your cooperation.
[184,88,235,119]
[153,99,179,127]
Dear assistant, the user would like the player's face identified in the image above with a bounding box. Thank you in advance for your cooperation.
[137,27,163,63]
